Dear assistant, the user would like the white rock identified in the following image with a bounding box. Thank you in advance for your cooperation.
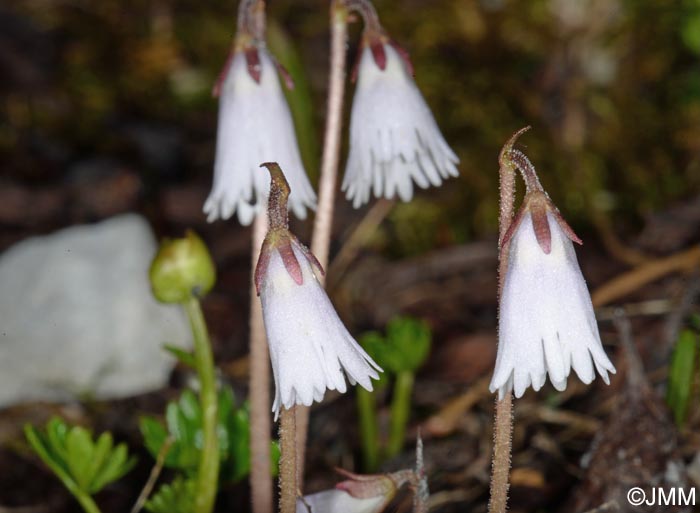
[0,214,190,407]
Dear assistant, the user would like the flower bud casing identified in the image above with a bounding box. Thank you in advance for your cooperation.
[149,231,216,304]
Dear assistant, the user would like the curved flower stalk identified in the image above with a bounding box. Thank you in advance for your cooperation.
[342,4,459,208]
[489,141,616,400]
[255,163,382,419]
[204,1,316,225]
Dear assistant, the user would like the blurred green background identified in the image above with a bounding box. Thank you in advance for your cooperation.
[3,0,700,254]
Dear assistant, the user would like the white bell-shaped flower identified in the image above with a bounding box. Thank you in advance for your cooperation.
[490,196,616,399]
[296,489,386,513]
[204,45,316,225]
[256,163,381,418]
[343,39,459,208]
[296,467,404,513]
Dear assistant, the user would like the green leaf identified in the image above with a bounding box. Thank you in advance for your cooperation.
[143,387,254,480]
[140,417,169,463]
[164,344,196,368]
[359,332,391,386]
[93,433,114,466]
[385,316,432,372]
[65,427,96,491]
[25,417,135,500]
[147,403,197,472]
[227,404,251,481]
[46,417,70,466]
[178,389,201,422]
[85,433,114,492]
[24,423,75,488]
[165,396,199,470]
[360,317,432,375]
[269,440,281,478]
[216,387,236,456]
[90,443,136,494]
[145,476,197,513]
[667,329,698,426]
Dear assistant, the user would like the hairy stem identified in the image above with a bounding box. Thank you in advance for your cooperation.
[489,128,529,513]
[387,371,414,458]
[185,297,219,513]
[344,0,382,34]
[357,386,380,471]
[489,394,513,513]
[279,406,298,513]
[299,0,350,485]
[237,0,266,41]
[250,213,273,513]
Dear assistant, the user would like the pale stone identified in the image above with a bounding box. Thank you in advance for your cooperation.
[0,214,190,407]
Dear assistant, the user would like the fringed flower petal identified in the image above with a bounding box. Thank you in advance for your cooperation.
[490,212,616,399]
[343,43,458,208]
[205,48,316,225]
[260,241,382,419]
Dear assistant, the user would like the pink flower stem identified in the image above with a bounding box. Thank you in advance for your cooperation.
[250,212,273,513]
[489,127,530,513]
[298,0,350,486]
[310,0,349,273]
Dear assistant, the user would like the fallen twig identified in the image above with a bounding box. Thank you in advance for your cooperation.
[129,436,174,513]
[422,376,490,438]
[328,199,395,290]
[591,245,700,307]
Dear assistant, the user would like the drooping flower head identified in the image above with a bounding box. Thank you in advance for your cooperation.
[297,469,399,513]
[490,132,616,399]
[342,2,459,208]
[204,0,316,225]
[296,465,417,513]
[255,162,382,418]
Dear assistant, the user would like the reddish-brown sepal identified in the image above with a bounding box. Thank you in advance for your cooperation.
[245,47,262,83]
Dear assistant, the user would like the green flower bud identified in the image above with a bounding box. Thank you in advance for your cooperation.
[150,230,216,303]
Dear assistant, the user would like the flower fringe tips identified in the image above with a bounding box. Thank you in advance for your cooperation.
[490,131,616,399]
[204,4,316,225]
[343,15,459,208]
[255,163,382,418]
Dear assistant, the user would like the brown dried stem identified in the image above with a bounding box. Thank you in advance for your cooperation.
[130,437,173,513]
[327,198,395,290]
[591,245,700,307]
